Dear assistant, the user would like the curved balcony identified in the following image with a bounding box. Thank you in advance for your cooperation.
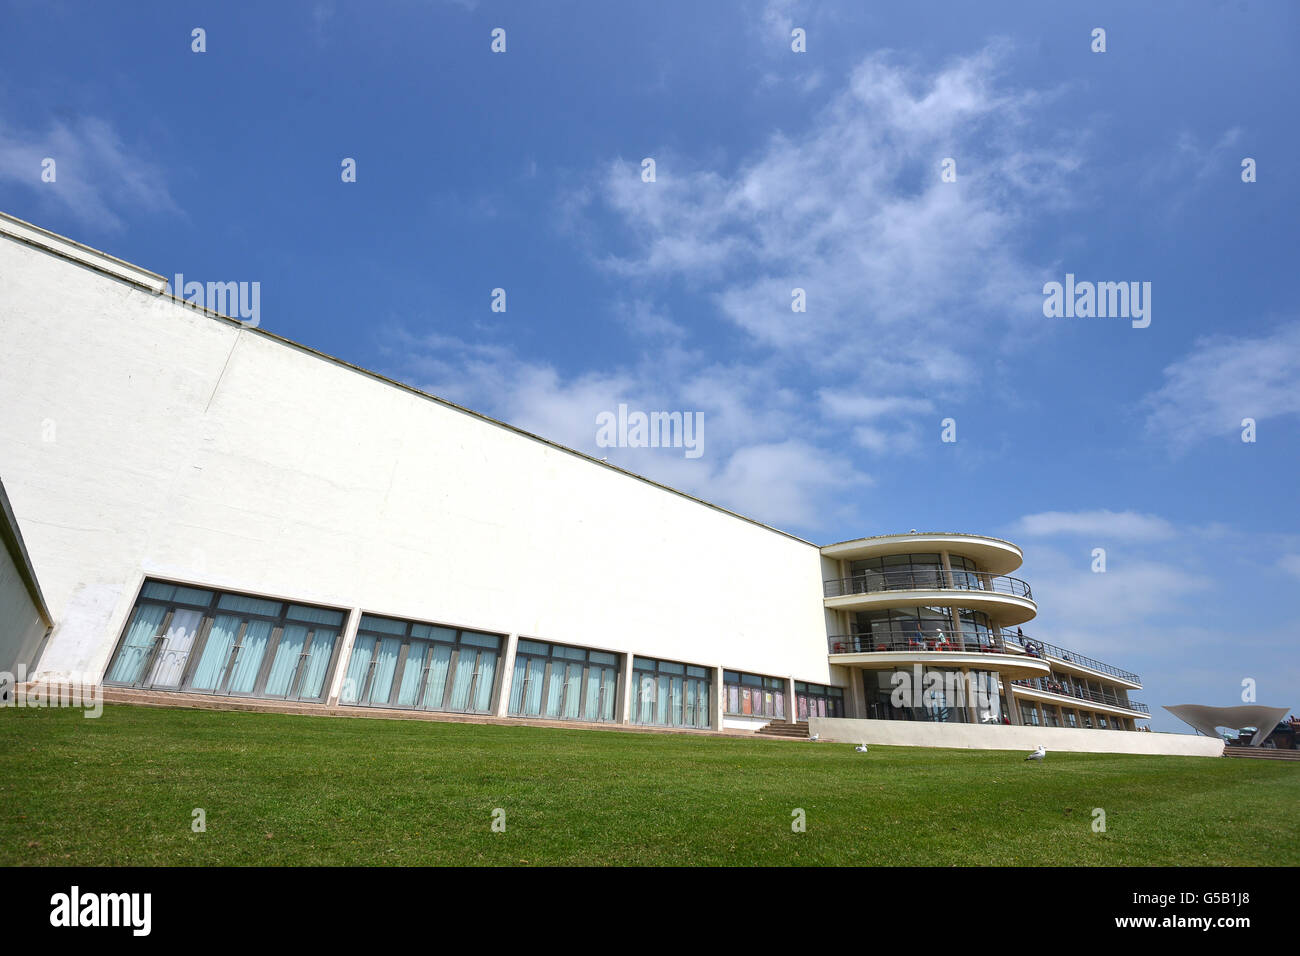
[1011,678,1150,716]
[998,630,1141,687]
[822,569,1037,625]
[827,631,1051,680]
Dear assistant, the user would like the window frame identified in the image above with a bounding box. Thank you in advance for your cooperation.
[103,579,347,703]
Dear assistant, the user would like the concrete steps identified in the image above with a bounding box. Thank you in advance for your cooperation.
[1223,747,1300,761]
[756,720,810,739]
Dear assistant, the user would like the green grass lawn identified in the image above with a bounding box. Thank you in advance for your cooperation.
[2,705,1296,866]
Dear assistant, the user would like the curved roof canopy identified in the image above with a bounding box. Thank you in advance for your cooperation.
[1163,704,1291,746]
[820,532,1023,575]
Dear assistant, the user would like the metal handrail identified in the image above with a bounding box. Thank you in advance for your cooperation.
[828,631,1011,655]
[823,569,1033,600]
[1012,677,1149,714]
[998,630,1141,684]
[826,627,1143,690]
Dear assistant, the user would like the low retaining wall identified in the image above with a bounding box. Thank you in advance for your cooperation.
[809,717,1224,757]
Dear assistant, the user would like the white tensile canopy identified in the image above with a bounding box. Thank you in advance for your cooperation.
[1163,704,1291,746]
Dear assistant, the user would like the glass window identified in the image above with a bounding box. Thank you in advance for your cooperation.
[507,640,623,724]
[104,580,342,702]
[358,614,407,635]
[345,615,505,714]
[724,671,787,719]
[631,657,711,728]
[216,593,283,618]
[411,623,457,643]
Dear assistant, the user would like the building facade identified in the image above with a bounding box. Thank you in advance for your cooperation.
[0,212,1149,740]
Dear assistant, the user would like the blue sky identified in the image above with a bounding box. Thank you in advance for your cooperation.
[1,1,1297,730]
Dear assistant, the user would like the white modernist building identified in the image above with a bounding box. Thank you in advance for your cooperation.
[0,212,1218,756]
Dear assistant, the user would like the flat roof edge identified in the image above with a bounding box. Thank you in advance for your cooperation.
[820,532,1023,551]
[0,211,167,292]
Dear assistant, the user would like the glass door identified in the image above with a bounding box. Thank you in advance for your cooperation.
[561,661,583,718]
[472,647,497,712]
[225,620,273,695]
[262,623,340,701]
[448,645,479,712]
[510,653,545,716]
[367,638,401,705]
[188,615,243,693]
[543,660,568,718]
[339,635,375,704]
[422,643,453,710]
[144,609,203,689]
[106,605,169,685]
[583,665,617,721]
[395,641,431,707]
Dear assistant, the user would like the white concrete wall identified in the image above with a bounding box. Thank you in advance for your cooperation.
[0,231,833,688]
[723,715,773,731]
[809,717,1224,757]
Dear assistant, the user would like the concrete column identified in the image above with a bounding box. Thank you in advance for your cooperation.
[493,633,518,718]
[326,607,362,706]
[712,665,724,731]
[619,653,634,724]
[961,667,979,723]
[786,675,798,723]
[940,551,965,649]
[847,667,866,719]
[1005,683,1022,725]
[940,550,955,587]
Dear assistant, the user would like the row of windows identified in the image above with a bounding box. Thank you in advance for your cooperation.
[862,669,1002,724]
[339,614,501,713]
[509,640,619,722]
[1022,702,1126,730]
[794,682,845,719]
[849,553,978,575]
[724,671,786,719]
[852,607,996,641]
[105,581,842,727]
[105,582,345,702]
[631,658,713,729]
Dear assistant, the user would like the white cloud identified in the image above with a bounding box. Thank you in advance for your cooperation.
[1143,321,1300,449]
[616,298,687,342]
[0,115,177,231]
[1019,545,1213,662]
[383,44,1077,534]
[1013,509,1177,541]
[581,44,1075,392]
[1172,127,1243,184]
[818,391,934,421]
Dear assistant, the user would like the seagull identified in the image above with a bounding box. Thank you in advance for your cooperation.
[854,743,868,753]
[809,733,820,742]
[1025,745,1046,761]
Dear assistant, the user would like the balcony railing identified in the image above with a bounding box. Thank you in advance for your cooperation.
[828,630,1014,656]
[998,630,1141,684]
[1012,677,1150,715]
[823,569,1032,600]
[827,627,1142,687]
